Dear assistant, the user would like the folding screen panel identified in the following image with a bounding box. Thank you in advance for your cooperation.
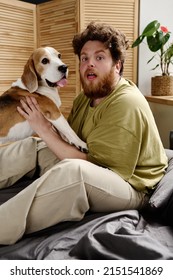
[0,0,37,94]
[79,0,138,83]
[37,0,79,118]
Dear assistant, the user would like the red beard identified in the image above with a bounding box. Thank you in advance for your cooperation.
[80,68,116,99]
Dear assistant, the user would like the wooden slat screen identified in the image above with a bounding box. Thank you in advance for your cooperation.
[79,0,138,83]
[37,0,79,118]
[0,0,37,94]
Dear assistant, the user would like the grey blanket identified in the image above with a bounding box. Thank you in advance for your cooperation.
[0,149,173,259]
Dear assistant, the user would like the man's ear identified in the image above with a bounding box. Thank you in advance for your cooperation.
[114,60,122,74]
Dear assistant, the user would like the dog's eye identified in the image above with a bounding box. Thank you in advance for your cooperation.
[42,58,49,64]
[58,53,61,59]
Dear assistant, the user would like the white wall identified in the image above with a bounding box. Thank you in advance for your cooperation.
[138,0,173,95]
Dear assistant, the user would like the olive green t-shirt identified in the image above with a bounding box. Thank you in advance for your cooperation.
[68,78,168,192]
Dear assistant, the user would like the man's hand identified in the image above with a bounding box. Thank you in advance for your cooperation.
[17,96,52,137]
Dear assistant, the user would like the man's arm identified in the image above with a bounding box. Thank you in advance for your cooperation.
[17,96,87,161]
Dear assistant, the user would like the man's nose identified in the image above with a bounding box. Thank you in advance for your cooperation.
[87,59,95,67]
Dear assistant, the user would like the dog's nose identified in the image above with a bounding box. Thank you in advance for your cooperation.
[58,64,68,73]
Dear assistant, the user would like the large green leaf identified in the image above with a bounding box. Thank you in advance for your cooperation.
[165,44,173,60]
[132,20,160,48]
[132,35,145,47]
[142,20,160,36]
[147,36,162,52]
[161,32,171,45]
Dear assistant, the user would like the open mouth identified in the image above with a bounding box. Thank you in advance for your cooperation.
[46,75,67,88]
[87,72,97,80]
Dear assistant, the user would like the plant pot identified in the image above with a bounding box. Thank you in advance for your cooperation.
[151,76,173,96]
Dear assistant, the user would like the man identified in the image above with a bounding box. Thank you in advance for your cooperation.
[0,22,168,244]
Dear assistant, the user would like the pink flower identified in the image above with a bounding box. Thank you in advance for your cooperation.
[160,26,169,33]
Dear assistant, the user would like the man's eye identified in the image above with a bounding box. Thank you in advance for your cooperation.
[96,56,104,60]
[81,57,87,62]
[42,58,49,64]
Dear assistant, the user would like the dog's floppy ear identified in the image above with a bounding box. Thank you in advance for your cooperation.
[21,55,38,93]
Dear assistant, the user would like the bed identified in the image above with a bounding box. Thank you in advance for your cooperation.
[0,134,173,260]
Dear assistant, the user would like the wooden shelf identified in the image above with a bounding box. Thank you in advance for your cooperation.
[145,95,173,106]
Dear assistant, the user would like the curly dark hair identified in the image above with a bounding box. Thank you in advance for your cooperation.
[72,21,129,75]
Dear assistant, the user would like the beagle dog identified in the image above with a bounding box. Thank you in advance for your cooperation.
[0,47,87,151]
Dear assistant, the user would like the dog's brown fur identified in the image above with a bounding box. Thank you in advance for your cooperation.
[0,47,87,151]
[0,88,60,136]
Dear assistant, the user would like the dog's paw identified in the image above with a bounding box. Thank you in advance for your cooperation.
[78,146,88,153]
[78,142,88,153]
[71,141,88,153]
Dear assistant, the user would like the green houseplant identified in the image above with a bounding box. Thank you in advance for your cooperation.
[132,20,173,76]
[132,20,173,96]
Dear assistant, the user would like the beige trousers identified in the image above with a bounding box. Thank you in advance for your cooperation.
[0,137,147,245]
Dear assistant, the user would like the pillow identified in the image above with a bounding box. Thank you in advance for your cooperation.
[148,149,173,225]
